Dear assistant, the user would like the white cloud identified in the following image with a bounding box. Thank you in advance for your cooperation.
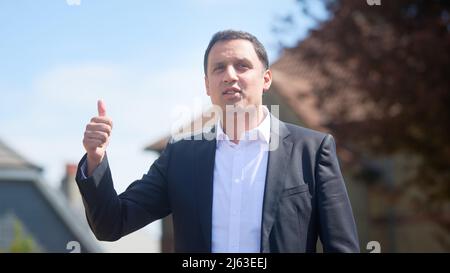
[66,0,81,6]
[2,62,211,194]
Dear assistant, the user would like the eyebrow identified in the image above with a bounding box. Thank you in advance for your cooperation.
[211,57,253,67]
[212,62,225,67]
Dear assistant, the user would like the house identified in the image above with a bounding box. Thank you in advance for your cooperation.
[0,139,102,253]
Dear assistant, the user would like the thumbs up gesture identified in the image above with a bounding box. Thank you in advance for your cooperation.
[83,100,113,176]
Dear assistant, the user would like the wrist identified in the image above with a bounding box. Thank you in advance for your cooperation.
[86,153,104,176]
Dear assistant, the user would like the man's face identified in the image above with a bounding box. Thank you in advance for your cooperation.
[204,39,272,112]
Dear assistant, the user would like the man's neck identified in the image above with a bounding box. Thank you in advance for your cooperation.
[221,105,265,144]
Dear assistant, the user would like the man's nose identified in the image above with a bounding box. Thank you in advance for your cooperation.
[223,66,238,83]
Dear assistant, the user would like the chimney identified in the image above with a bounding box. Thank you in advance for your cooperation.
[60,163,84,214]
[66,163,77,177]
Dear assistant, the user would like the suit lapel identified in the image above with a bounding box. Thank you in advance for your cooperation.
[195,129,216,252]
[260,117,292,252]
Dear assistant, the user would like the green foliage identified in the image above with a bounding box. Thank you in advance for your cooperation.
[8,220,38,253]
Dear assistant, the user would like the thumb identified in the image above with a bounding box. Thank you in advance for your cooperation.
[97,99,106,117]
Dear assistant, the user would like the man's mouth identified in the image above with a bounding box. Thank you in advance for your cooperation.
[222,88,242,95]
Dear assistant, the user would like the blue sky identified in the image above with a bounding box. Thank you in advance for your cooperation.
[1,0,327,191]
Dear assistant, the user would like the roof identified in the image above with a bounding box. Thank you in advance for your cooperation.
[270,28,381,130]
[145,107,218,153]
[0,139,42,172]
[270,35,355,131]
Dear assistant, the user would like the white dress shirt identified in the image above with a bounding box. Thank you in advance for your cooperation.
[211,107,271,253]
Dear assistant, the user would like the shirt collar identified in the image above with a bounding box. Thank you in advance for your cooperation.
[216,106,271,144]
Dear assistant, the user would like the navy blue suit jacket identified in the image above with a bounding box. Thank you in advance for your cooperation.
[76,117,360,252]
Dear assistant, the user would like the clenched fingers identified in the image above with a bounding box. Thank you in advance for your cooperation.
[85,123,112,136]
[84,131,109,143]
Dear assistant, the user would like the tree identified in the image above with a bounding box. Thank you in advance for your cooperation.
[278,0,449,234]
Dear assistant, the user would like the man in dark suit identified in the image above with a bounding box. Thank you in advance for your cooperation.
[76,30,359,252]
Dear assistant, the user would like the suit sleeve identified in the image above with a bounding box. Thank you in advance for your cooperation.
[315,134,360,252]
[75,143,173,241]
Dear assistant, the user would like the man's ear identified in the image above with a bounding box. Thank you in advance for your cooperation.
[205,75,211,96]
[263,69,272,92]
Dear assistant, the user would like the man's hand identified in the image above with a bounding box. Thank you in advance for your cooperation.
[82,100,113,176]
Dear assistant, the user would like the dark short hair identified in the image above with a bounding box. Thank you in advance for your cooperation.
[203,30,269,75]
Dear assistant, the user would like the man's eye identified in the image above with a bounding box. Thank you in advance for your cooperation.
[214,66,224,72]
[237,63,249,69]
